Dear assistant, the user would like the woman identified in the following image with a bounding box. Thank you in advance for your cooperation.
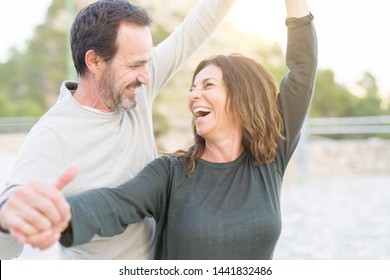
[59,0,317,260]
[1,0,317,259]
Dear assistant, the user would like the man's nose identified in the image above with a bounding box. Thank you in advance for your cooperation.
[137,65,150,85]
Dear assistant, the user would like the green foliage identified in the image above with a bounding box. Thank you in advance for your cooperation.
[153,110,171,137]
[0,89,45,117]
[0,92,13,117]
[310,70,386,118]
[310,69,355,117]
[310,70,390,139]
[0,0,68,118]
[352,72,382,116]
[151,24,171,45]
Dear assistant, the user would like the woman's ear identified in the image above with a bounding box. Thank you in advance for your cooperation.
[85,50,104,74]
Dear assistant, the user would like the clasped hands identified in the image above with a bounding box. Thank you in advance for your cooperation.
[0,166,78,250]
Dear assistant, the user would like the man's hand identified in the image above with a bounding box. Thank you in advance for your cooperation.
[0,166,78,249]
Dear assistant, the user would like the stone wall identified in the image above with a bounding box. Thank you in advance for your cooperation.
[285,138,390,183]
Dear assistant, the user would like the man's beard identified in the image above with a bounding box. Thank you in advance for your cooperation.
[116,92,137,112]
[98,71,139,112]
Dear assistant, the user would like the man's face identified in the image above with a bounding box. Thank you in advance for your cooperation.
[97,22,153,112]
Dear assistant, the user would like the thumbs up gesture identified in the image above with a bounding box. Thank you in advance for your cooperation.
[0,166,78,250]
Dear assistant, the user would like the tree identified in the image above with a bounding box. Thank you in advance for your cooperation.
[352,72,382,116]
[310,69,356,117]
[0,0,69,117]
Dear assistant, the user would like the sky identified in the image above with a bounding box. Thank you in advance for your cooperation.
[230,0,390,99]
[0,0,53,61]
[0,0,389,99]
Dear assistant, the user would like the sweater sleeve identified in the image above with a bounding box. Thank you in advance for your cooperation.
[0,230,23,259]
[147,0,236,99]
[277,13,318,169]
[60,157,172,247]
[0,125,64,259]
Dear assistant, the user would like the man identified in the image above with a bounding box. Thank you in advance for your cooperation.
[0,0,236,259]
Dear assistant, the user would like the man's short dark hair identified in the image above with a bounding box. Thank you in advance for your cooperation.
[71,0,152,77]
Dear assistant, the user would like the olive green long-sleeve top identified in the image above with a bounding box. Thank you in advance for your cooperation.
[62,14,318,260]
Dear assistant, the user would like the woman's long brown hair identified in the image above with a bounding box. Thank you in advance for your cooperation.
[171,54,285,176]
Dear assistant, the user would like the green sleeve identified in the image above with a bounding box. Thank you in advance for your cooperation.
[61,157,171,247]
[278,13,318,169]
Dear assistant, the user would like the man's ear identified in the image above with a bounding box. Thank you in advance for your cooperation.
[85,50,104,74]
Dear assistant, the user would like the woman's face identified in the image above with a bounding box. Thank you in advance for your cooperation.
[188,64,240,142]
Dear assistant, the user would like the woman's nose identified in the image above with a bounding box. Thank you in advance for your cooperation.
[189,86,202,101]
